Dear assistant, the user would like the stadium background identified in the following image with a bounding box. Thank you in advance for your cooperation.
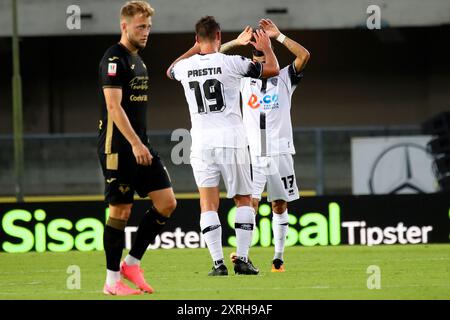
[0,0,449,300]
[0,0,449,196]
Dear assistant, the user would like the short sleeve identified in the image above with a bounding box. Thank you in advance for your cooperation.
[100,57,125,88]
[288,62,304,86]
[227,55,263,79]
[240,78,246,91]
[170,60,185,81]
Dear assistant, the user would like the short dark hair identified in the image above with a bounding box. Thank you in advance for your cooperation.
[252,49,264,57]
[195,16,221,41]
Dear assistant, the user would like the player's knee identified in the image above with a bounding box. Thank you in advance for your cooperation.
[234,194,252,207]
[252,199,260,213]
[108,203,133,220]
[118,207,131,221]
[155,198,177,217]
[200,198,219,213]
[272,200,287,214]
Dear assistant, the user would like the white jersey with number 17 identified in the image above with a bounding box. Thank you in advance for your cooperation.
[171,52,262,151]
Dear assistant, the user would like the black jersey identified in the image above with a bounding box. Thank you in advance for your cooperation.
[98,43,150,154]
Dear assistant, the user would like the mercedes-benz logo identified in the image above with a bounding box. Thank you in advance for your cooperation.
[368,143,435,194]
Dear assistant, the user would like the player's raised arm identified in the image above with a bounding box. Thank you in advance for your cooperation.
[103,87,152,166]
[250,29,279,78]
[166,42,201,79]
[260,18,310,72]
[219,26,253,53]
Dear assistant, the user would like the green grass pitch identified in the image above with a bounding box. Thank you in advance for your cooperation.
[0,244,449,300]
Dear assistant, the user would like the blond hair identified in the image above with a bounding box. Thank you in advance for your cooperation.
[120,1,155,20]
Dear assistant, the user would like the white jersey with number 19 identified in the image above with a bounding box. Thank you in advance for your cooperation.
[171,52,262,151]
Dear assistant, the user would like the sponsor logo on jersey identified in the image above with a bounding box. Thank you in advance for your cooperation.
[130,94,148,102]
[247,93,279,110]
[108,56,120,61]
[129,76,149,90]
[108,63,117,76]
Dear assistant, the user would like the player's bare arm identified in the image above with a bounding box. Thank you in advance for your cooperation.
[166,42,201,79]
[250,29,279,78]
[103,87,152,166]
[259,18,310,72]
[219,26,253,53]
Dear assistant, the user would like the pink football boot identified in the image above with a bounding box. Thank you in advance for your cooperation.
[103,280,142,296]
[120,261,154,293]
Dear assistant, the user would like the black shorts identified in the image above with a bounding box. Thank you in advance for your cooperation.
[98,148,172,204]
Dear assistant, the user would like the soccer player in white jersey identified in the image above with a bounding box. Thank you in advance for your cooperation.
[221,19,310,272]
[166,16,280,276]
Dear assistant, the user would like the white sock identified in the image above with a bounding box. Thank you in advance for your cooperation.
[200,211,223,265]
[272,210,289,261]
[251,210,257,245]
[106,270,121,286]
[235,206,255,260]
[124,254,140,266]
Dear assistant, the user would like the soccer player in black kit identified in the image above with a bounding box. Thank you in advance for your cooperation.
[98,1,176,296]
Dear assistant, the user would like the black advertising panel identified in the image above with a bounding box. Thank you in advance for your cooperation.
[0,194,449,253]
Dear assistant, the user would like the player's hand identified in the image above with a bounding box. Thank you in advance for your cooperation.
[236,26,253,46]
[132,142,153,166]
[259,18,280,39]
[250,29,272,52]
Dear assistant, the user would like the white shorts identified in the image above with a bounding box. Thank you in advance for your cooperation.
[190,148,253,198]
[251,153,299,202]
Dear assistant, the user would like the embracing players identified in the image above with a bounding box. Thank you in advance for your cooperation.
[221,19,310,272]
[167,16,279,276]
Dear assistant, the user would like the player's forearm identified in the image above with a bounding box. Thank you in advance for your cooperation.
[219,40,239,53]
[175,44,201,63]
[261,48,280,78]
[167,44,201,78]
[282,37,310,63]
[278,35,310,71]
[107,103,141,147]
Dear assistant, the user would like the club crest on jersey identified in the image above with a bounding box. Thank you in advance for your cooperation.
[250,80,257,86]
[108,63,117,76]
[270,78,278,86]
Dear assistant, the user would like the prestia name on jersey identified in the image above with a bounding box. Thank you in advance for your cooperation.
[188,67,222,78]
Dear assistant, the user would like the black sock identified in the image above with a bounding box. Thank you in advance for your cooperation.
[103,224,125,271]
[129,207,169,260]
